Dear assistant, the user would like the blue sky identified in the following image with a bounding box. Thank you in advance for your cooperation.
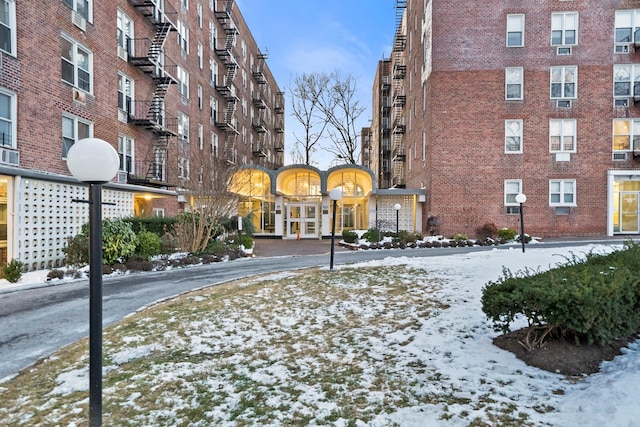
[235,0,397,167]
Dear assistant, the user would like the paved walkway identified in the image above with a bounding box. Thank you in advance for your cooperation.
[252,238,352,257]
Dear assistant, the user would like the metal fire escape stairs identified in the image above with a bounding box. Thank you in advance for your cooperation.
[391,0,407,188]
[274,91,285,166]
[252,51,269,161]
[214,0,240,164]
[127,0,179,186]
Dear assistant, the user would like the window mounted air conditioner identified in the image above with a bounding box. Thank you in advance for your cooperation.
[615,98,629,107]
[615,44,630,54]
[613,152,628,161]
[73,88,86,104]
[556,99,572,108]
[71,10,86,31]
[117,171,128,183]
[117,45,128,61]
[556,46,572,55]
[0,147,19,166]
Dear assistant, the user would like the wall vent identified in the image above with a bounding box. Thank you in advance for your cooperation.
[71,10,86,31]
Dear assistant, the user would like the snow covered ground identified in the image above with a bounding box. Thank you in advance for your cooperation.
[0,243,638,426]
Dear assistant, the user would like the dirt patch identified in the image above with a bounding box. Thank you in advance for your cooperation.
[493,327,638,376]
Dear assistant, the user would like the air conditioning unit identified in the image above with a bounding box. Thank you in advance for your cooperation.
[0,147,19,165]
[615,44,630,54]
[73,88,86,104]
[557,46,572,55]
[117,45,128,61]
[613,152,628,161]
[71,10,86,31]
[615,98,629,107]
[117,171,128,183]
[556,99,572,108]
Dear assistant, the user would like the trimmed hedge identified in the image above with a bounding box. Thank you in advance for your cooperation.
[481,241,640,345]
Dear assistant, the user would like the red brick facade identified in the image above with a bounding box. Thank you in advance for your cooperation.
[371,1,640,238]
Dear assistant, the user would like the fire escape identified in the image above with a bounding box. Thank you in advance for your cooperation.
[126,0,179,186]
[274,91,285,167]
[391,0,407,188]
[252,51,269,162]
[214,0,240,164]
[380,64,392,188]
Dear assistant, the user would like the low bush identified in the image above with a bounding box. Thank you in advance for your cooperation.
[342,230,358,244]
[136,229,162,260]
[476,222,499,240]
[47,269,65,280]
[453,233,468,241]
[498,227,517,241]
[2,259,24,283]
[361,228,382,243]
[481,241,640,347]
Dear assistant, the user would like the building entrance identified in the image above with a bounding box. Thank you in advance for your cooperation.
[619,192,640,233]
[286,203,318,239]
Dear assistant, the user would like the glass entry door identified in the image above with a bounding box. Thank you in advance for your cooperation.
[620,192,640,233]
[287,203,317,238]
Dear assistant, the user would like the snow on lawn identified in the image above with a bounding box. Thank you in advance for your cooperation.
[1,243,638,427]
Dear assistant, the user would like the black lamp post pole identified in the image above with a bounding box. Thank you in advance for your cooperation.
[88,183,104,427]
[396,209,399,237]
[330,199,337,270]
[519,202,525,253]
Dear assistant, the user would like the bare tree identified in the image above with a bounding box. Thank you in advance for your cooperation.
[320,71,366,165]
[288,72,332,165]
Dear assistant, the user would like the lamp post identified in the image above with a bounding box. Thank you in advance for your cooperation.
[515,193,527,253]
[394,203,401,237]
[66,138,119,427]
[329,188,342,270]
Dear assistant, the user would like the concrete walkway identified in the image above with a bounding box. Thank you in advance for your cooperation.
[252,238,352,257]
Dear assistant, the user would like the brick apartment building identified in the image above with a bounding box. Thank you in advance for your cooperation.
[369,0,640,238]
[0,0,283,271]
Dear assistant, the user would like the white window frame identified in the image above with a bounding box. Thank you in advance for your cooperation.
[153,208,165,218]
[177,19,189,55]
[612,118,640,153]
[209,20,216,49]
[177,65,189,99]
[197,42,203,69]
[506,14,524,47]
[62,113,93,158]
[196,3,202,28]
[505,179,523,206]
[505,67,523,100]
[211,131,218,157]
[550,65,577,99]
[0,89,16,148]
[61,34,93,93]
[197,84,203,109]
[551,12,578,46]
[549,119,576,153]
[117,9,134,57]
[549,179,576,206]
[613,64,640,99]
[198,123,204,149]
[505,119,523,153]
[615,10,640,51]
[0,0,16,56]
[118,134,134,174]
[178,156,190,179]
[178,111,189,142]
[118,72,134,114]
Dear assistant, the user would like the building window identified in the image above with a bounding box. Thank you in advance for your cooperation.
[506,14,524,47]
[178,112,189,142]
[211,131,218,157]
[153,208,165,218]
[118,73,133,114]
[197,3,202,28]
[613,118,640,154]
[117,9,133,57]
[62,114,92,158]
[209,20,216,49]
[210,96,217,121]
[551,12,578,46]
[210,58,218,85]
[615,10,640,51]
[197,42,203,69]
[505,179,522,214]
[0,0,16,55]
[176,19,189,55]
[61,35,92,92]
[198,123,203,149]
[549,179,576,206]
[505,120,523,153]
[197,84,203,109]
[118,135,134,174]
[177,66,189,99]
[178,156,190,179]
[0,90,15,148]
[62,0,91,21]
[613,64,640,100]
[505,67,523,100]
[549,119,576,152]
[550,66,576,99]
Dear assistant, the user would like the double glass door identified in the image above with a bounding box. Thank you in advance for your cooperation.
[619,192,640,233]
[287,203,317,238]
